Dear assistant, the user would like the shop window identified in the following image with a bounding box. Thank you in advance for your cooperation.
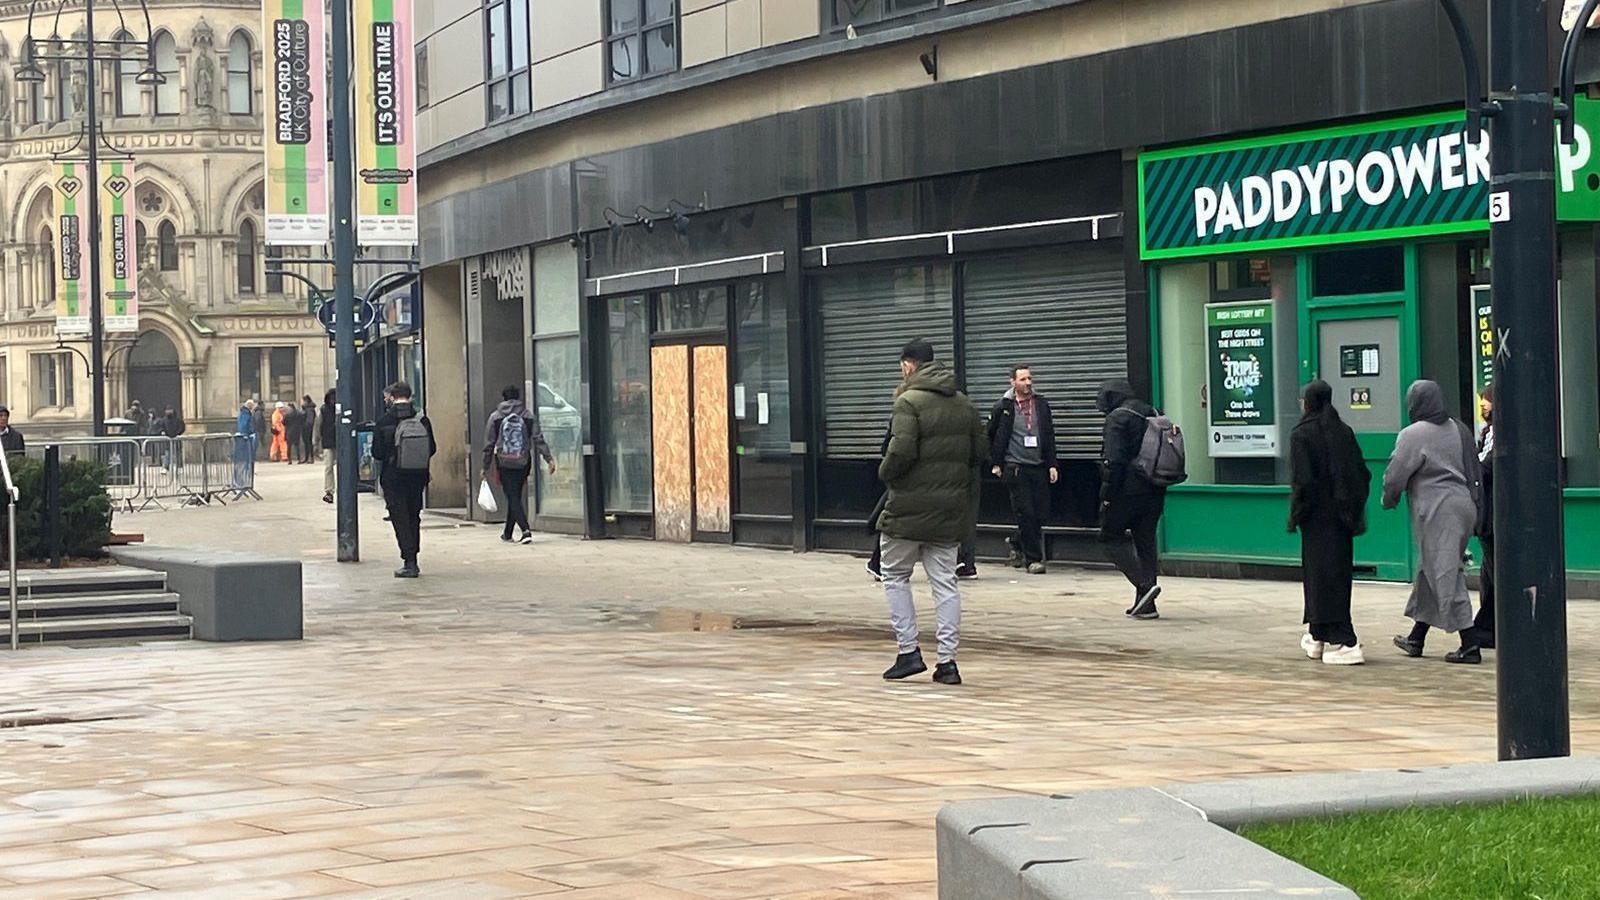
[817,264,953,458]
[227,32,253,115]
[30,351,75,409]
[829,0,939,30]
[1558,230,1600,486]
[153,32,179,115]
[604,294,652,512]
[655,287,727,332]
[606,0,677,85]
[1312,246,1405,296]
[532,243,583,517]
[485,0,530,121]
[734,280,792,516]
[238,346,299,403]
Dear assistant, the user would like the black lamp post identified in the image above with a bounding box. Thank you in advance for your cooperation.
[16,0,165,437]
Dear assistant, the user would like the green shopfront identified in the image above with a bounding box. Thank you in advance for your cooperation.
[1139,103,1600,581]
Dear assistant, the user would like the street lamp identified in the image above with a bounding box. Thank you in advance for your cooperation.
[17,0,165,437]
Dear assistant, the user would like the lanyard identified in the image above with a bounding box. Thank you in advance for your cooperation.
[1018,396,1034,433]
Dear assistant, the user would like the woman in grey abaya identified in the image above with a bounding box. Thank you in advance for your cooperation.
[1383,380,1483,664]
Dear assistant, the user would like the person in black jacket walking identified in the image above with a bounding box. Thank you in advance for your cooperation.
[319,389,338,504]
[370,382,436,577]
[987,365,1058,574]
[1097,379,1167,620]
[483,385,556,544]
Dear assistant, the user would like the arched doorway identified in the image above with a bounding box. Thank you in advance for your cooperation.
[126,330,182,421]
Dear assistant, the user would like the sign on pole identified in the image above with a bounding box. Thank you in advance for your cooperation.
[354,0,418,246]
[52,162,90,336]
[1205,300,1278,457]
[264,0,330,245]
[101,160,138,332]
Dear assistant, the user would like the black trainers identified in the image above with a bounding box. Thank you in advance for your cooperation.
[882,650,927,680]
[1129,584,1162,618]
[520,532,534,545]
[955,564,978,580]
[1392,635,1425,657]
[933,661,962,685]
[866,560,884,583]
[1006,538,1024,569]
[1129,606,1160,621]
[322,492,333,504]
[500,533,515,543]
[1445,645,1482,665]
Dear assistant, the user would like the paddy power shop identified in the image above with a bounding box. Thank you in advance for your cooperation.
[1139,104,1600,581]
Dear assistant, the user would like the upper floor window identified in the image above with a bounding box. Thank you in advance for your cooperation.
[237,220,257,295]
[485,0,529,121]
[158,220,179,271]
[30,80,47,125]
[227,32,253,115]
[416,43,430,110]
[56,63,77,121]
[829,0,939,30]
[116,31,143,116]
[153,32,180,115]
[606,0,677,84]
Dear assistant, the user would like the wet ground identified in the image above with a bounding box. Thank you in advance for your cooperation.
[0,464,1595,898]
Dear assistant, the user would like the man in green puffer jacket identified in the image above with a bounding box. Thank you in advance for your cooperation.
[877,339,986,686]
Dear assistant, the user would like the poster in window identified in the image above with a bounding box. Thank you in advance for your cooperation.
[354,0,418,246]
[1205,300,1278,457]
[1472,285,1494,432]
[52,161,91,336]
[101,160,138,332]
[263,0,330,245]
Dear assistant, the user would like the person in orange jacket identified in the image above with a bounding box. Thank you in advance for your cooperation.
[270,401,290,462]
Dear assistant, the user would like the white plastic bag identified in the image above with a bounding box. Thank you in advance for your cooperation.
[477,478,498,514]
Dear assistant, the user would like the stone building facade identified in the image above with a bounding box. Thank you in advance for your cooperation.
[0,5,331,437]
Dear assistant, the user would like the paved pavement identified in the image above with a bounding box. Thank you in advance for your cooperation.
[1,464,1596,899]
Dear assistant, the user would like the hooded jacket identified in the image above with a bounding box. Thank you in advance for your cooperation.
[877,361,986,544]
[319,398,338,450]
[372,401,436,487]
[1096,379,1160,500]
[483,398,554,470]
[987,388,1058,470]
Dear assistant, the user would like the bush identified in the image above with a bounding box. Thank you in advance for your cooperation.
[0,456,114,563]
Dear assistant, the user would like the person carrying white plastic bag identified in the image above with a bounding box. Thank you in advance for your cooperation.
[477,477,498,514]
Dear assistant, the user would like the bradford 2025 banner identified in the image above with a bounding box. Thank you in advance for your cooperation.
[264,0,329,245]
[53,162,91,336]
[101,160,138,332]
[355,0,418,246]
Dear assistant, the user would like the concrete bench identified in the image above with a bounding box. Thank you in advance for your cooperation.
[939,758,1600,899]
[112,546,303,642]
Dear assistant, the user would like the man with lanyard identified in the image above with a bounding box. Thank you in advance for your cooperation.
[986,365,1058,574]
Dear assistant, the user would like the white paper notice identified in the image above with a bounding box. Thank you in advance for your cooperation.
[733,383,747,419]
[757,392,770,425]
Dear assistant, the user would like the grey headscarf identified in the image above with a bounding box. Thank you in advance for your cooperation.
[1407,380,1449,426]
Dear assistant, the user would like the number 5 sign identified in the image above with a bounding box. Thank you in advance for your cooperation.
[1489,191,1512,223]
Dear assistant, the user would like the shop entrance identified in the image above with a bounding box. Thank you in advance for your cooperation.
[650,340,731,542]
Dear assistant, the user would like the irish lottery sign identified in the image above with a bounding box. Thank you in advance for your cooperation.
[1139,99,1600,260]
[1206,301,1278,458]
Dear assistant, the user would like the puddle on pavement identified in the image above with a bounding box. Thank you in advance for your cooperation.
[646,607,812,633]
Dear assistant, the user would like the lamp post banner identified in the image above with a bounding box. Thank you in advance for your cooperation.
[53,161,90,336]
[101,160,138,332]
[354,0,417,247]
[264,0,330,246]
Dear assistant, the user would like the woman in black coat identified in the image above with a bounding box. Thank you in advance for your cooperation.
[1288,380,1373,665]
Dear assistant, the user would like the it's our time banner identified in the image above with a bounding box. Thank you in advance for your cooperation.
[101,161,138,332]
[354,0,418,246]
[264,0,330,246]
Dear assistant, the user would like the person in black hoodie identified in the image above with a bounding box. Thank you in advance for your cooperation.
[1096,379,1166,620]
[299,395,318,463]
[986,365,1059,574]
[370,381,436,577]
[319,389,338,504]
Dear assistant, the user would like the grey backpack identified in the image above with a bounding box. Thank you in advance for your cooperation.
[392,417,431,474]
[1133,413,1188,487]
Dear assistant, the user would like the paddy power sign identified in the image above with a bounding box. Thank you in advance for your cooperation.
[264,0,329,245]
[1140,100,1600,259]
[1206,301,1278,458]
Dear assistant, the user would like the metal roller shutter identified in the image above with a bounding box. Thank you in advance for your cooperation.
[963,244,1128,458]
[818,265,954,458]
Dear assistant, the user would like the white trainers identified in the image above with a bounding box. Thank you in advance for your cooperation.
[1300,633,1325,660]
[1323,644,1366,666]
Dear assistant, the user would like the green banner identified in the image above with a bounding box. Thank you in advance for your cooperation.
[1206,301,1278,458]
[1140,99,1600,260]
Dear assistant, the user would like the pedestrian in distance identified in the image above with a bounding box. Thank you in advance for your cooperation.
[370,382,436,578]
[270,401,290,462]
[0,406,24,455]
[233,399,257,489]
[283,401,304,465]
[320,389,338,504]
[300,394,318,463]
[1096,379,1182,620]
[252,399,268,460]
[877,339,985,686]
[1384,380,1483,664]
[160,406,185,469]
[987,365,1059,575]
[1473,384,1497,650]
[483,385,556,545]
[1288,380,1372,666]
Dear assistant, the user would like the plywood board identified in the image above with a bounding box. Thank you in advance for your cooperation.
[651,344,692,543]
[693,344,731,534]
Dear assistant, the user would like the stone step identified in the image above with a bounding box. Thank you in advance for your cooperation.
[15,566,167,598]
[11,613,193,644]
[11,592,183,619]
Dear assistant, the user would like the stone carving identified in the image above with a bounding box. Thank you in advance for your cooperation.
[192,19,217,110]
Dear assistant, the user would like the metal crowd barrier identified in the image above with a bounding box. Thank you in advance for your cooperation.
[28,434,261,512]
